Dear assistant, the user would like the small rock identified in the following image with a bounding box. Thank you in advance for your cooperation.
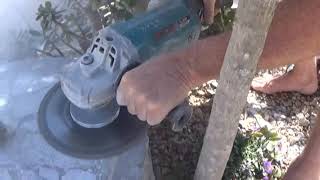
[207,88,215,95]
[288,136,300,145]
[260,102,267,108]
[299,119,310,127]
[305,113,310,118]
[210,80,218,87]
[296,113,305,120]
[197,90,205,96]
[280,115,287,119]
[273,112,281,119]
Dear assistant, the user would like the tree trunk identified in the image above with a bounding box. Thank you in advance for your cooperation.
[194,0,279,179]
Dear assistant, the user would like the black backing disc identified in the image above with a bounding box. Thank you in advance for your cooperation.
[38,83,148,159]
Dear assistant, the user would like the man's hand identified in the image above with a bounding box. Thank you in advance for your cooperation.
[148,0,218,24]
[203,0,217,24]
[116,52,195,126]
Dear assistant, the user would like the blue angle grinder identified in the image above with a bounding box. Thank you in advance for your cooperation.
[38,0,233,159]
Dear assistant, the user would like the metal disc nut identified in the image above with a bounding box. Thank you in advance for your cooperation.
[81,55,94,65]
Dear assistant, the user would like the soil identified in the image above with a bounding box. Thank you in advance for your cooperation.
[149,69,320,180]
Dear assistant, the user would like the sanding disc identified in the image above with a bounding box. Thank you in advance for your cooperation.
[38,83,147,159]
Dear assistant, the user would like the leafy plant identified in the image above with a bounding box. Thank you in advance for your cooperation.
[201,7,236,37]
[33,0,135,58]
[223,127,283,180]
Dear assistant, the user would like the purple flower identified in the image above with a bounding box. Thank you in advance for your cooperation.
[263,176,269,180]
[263,160,273,174]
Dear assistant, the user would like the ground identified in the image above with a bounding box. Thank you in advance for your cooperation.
[149,67,320,180]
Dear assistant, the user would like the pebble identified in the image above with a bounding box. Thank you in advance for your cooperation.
[280,114,287,119]
[209,80,218,87]
[299,119,310,127]
[207,88,215,95]
[273,112,281,120]
[296,113,305,120]
[197,90,205,96]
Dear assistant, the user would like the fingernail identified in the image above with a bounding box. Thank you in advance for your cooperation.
[116,91,126,105]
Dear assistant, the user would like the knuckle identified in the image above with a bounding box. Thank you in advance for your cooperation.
[137,112,146,121]
[146,104,163,126]
[128,103,136,115]
[136,94,147,104]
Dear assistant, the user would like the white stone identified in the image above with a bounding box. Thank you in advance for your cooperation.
[299,119,310,127]
[296,113,305,120]
[209,80,218,87]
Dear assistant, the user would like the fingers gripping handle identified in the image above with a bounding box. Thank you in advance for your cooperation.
[166,99,193,132]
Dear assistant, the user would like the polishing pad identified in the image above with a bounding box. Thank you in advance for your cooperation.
[38,83,147,159]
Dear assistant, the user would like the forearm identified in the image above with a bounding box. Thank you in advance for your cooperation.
[180,0,320,86]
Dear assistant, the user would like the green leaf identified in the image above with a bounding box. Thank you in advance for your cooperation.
[269,132,279,139]
[269,136,281,142]
[38,4,44,11]
[260,127,270,137]
[45,1,52,10]
[36,14,43,21]
[252,132,263,138]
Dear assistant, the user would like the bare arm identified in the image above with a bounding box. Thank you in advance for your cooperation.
[185,0,320,86]
[117,0,320,125]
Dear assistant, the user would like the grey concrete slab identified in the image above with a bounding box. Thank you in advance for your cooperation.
[0,59,154,180]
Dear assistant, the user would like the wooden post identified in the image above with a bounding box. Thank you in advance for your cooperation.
[194,0,279,179]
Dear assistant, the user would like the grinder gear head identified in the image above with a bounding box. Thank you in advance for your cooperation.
[61,28,139,110]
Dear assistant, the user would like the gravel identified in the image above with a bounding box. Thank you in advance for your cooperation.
[149,69,320,180]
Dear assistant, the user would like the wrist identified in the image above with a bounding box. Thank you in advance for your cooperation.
[184,33,231,86]
[170,52,197,92]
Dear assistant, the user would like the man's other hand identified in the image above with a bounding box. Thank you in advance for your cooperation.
[203,0,218,24]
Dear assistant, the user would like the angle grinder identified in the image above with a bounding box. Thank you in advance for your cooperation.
[38,0,233,159]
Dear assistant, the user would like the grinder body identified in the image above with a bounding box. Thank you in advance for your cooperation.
[61,0,202,128]
[112,0,202,62]
[39,0,234,159]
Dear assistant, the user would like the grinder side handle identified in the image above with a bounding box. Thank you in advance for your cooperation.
[167,99,192,132]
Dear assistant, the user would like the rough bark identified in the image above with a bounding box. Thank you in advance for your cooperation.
[194,0,279,179]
